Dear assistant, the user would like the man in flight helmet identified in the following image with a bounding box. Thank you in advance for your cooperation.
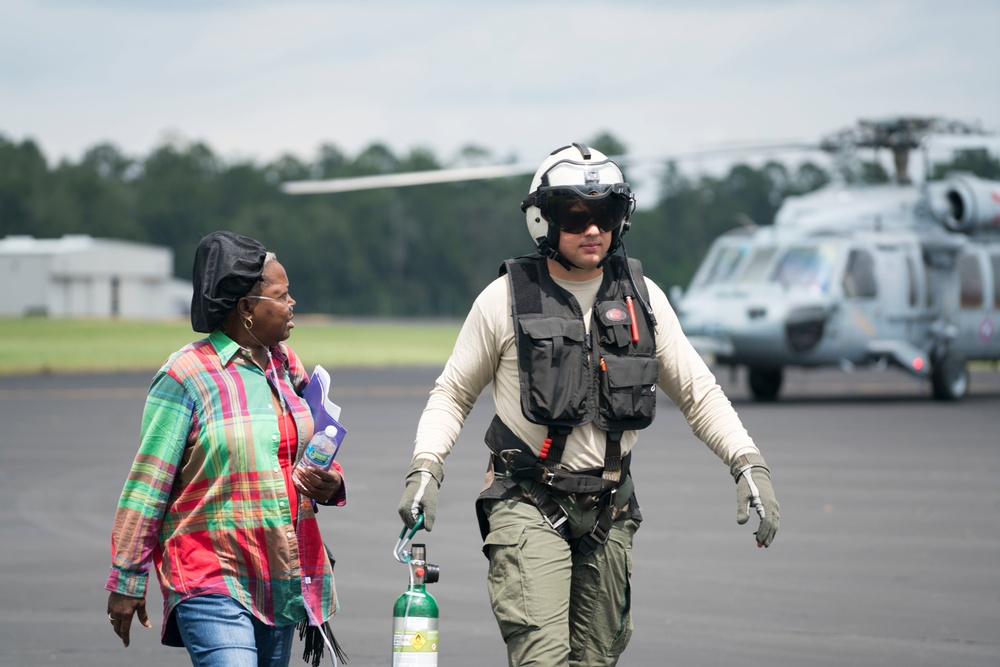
[398,143,780,667]
[520,142,635,269]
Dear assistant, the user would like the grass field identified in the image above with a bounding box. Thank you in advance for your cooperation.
[0,316,462,375]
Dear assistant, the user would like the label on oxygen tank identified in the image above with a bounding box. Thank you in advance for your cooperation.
[392,615,438,666]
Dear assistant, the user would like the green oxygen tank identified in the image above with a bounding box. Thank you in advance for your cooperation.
[392,543,439,666]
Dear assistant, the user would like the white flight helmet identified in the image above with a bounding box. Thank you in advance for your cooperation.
[520,143,635,266]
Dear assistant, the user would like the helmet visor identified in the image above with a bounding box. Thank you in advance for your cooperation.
[535,184,632,234]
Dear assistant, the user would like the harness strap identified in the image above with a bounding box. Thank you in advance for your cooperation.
[480,415,639,554]
[602,431,623,483]
[540,425,570,466]
[513,484,571,540]
[571,483,632,556]
[485,416,625,495]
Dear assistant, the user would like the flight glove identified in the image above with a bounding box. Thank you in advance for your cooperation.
[397,458,445,531]
[730,452,780,548]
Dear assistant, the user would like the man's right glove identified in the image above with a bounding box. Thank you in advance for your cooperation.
[397,458,445,531]
[730,452,780,548]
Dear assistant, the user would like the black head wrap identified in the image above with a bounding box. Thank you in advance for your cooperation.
[191,231,267,333]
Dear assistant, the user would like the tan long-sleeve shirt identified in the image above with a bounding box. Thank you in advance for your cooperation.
[413,271,759,470]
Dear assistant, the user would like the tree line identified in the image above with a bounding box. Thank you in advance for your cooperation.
[2,131,997,317]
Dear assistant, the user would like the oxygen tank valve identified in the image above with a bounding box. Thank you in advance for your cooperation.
[410,544,440,584]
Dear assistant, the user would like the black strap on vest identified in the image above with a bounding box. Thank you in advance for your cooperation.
[486,416,625,496]
[602,431,623,483]
[507,259,543,309]
[482,416,635,554]
[539,425,622,485]
[539,425,570,467]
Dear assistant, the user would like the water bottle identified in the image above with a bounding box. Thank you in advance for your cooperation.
[296,424,340,472]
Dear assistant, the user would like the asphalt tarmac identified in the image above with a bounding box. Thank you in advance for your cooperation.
[1,364,998,667]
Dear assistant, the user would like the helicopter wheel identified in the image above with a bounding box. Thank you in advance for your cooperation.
[930,350,969,401]
[748,367,783,402]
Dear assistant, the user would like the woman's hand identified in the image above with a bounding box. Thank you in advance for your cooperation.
[293,464,343,504]
[107,591,150,647]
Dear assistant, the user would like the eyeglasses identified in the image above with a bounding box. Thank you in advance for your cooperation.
[523,183,634,235]
[245,295,294,313]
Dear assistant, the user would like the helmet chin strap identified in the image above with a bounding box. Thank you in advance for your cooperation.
[538,231,620,271]
[537,237,581,272]
[552,249,581,272]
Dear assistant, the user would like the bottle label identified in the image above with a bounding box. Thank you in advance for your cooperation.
[304,447,333,468]
[392,617,438,666]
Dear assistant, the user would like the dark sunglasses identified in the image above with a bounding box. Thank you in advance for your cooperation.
[524,184,633,234]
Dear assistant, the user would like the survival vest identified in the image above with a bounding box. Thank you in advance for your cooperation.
[476,253,658,554]
[503,253,658,434]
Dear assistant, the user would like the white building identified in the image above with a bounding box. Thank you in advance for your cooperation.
[0,235,191,319]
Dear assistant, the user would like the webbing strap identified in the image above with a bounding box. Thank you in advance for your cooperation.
[573,498,617,555]
[504,258,543,315]
[539,425,570,466]
[572,475,634,555]
[602,431,622,483]
[518,484,571,540]
[485,416,622,495]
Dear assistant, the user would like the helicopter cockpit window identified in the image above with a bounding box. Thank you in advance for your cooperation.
[769,245,837,293]
[702,245,746,286]
[842,249,877,299]
[958,252,983,309]
[740,247,777,283]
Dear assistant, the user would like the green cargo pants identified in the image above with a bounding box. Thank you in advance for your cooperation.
[482,497,638,667]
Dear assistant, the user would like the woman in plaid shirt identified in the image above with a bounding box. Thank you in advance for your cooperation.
[105,231,344,667]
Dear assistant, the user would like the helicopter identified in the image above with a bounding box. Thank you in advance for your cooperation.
[281,116,1000,401]
[670,117,1000,401]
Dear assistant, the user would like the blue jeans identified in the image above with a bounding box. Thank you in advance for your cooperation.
[173,594,297,667]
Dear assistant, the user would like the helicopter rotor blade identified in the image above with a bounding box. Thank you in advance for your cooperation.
[280,163,537,195]
[280,140,820,195]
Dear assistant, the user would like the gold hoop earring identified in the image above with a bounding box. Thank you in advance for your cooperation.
[244,317,253,331]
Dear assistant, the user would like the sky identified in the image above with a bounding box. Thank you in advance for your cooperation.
[3,0,1000,194]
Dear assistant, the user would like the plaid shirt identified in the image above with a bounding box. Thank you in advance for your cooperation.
[106,330,343,645]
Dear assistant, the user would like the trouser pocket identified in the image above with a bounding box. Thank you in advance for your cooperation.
[484,524,536,640]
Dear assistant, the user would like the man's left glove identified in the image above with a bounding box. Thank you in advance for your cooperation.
[397,458,445,531]
[730,452,780,548]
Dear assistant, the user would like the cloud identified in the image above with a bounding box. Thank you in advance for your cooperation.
[2,0,998,173]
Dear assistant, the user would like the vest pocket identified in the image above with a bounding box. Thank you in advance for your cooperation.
[518,317,589,422]
[596,300,635,348]
[599,355,658,422]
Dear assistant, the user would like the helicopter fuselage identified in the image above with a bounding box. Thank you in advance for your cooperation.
[674,176,1000,400]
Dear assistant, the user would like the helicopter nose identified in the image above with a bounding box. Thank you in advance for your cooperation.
[785,306,827,353]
